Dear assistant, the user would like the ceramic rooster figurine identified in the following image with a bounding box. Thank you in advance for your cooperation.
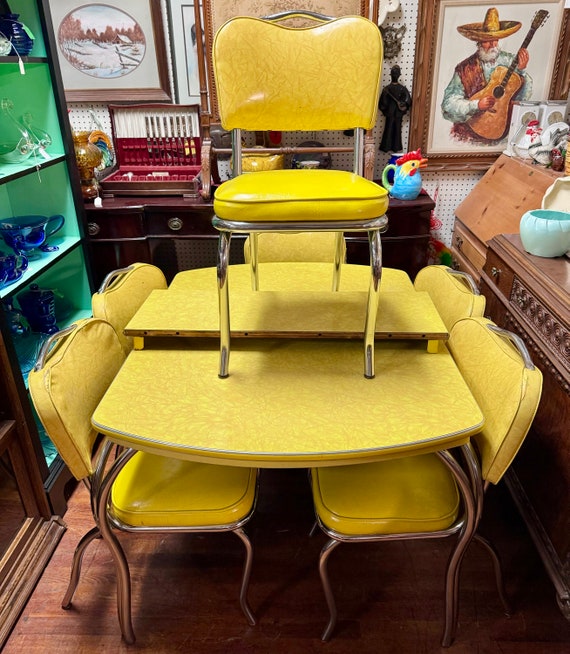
[381,149,428,200]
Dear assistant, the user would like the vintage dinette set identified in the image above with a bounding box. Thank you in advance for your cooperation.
[28,12,543,649]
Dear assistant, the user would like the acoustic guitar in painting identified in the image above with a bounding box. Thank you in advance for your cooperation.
[467,10,548,141]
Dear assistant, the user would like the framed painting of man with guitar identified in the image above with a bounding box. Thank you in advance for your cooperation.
[410,0,569,170]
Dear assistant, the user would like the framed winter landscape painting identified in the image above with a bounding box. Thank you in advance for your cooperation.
[48,0,172,102]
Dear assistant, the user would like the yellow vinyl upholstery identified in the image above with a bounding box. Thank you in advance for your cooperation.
[311,316,542,643]
[312,455,460,536]
[211,14,389,378]
[91,263,167,354]
[413,265,486,331]
[29,318,125,480]
[170,262,414,293]
[448,317,542,485]
[244,233,344,264]
[111,456,257,528]
[213,16,382,133]
[214,169,388,222]
[241,233,413,291]
[28,318,258,643]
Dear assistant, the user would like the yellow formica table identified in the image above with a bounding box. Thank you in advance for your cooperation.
[124,265,448,353]
[91,337,484,645]
[92,338,483,467]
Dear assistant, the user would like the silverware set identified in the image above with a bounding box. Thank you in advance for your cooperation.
[111,109,200,167]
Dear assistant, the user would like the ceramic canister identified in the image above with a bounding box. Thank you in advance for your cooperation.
[519,209,570,258]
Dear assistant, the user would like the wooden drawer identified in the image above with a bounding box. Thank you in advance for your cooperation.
[452,220,486,273]
[383,195,433,238]
[482,246,515,298]
[450,245,479,282]
[86,209,145,240]
[146,207,215,236]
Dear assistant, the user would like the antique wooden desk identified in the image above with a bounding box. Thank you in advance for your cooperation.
[480,233,570,619]
[84,192,434,287]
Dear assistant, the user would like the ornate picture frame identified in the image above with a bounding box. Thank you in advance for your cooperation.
[167,0,203,105]
[409,0,569,171]
[47,0,172,103]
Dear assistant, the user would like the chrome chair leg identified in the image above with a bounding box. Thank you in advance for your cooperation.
[332,232,344,292]
[473,533,512,615]
[363,228,383,379]
[319,538,342,641]
[233,527,256,626]
[62,525,101,609]
[250,232,260,291]
[97,449,136,645]
[217,231,231,378]
[440,446,478,648]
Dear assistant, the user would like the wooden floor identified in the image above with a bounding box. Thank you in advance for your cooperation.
[4,468,570,653]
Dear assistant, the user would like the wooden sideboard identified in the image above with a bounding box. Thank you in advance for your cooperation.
[451,155,562,282]
[84,192,434,287]
[480,233,570,619]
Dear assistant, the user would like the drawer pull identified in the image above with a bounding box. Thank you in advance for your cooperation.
[87,222,100,236]
[168,217,183,231]
[455,235,463,250]
[491,266,502,277]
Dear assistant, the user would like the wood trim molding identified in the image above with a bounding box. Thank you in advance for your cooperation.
[0,517,66,648]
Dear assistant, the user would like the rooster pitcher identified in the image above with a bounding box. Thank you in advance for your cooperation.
[381,149,428,200]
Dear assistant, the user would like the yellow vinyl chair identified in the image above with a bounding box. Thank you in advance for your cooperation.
[242,233,414,292]
[413,265,485,331]
[91,263,167,354]
[311,316,542,646]
[29,318,258,644]
[212,13,389,379]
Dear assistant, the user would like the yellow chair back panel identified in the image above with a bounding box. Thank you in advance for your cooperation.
[28,319,126,480]
[92,263,167,353]
[243,233,345,263]
[448,317,542,485]
[213,15,383,131]
[414,265,485,332]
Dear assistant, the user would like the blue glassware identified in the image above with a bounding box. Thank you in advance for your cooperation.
[0,214,65,256]
[0,13,34,56]
[0,249,28,287]
[17,283,58,334]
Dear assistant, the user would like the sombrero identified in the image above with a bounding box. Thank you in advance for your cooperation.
[457,7,521,41]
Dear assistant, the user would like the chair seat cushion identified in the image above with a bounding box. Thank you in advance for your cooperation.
[110,452,257,528]
[214,169,389,222]
[311,454,460,536]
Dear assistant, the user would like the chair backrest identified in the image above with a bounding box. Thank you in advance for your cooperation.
[200,0,371,124]
[28,319,126,481]
[413,265,486,332]
[448,317,542,485]
[243,233,346,264]
[92,263,167,353]
[212,15,383,132]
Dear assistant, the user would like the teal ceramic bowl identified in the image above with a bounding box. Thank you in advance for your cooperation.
[519,209,570,258]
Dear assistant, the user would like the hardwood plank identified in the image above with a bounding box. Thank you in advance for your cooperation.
[4,470,570,652]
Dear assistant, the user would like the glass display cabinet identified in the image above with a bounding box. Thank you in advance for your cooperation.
[0,1,93,640]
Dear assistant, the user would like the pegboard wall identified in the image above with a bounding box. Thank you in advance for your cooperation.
[67,0,485,252]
